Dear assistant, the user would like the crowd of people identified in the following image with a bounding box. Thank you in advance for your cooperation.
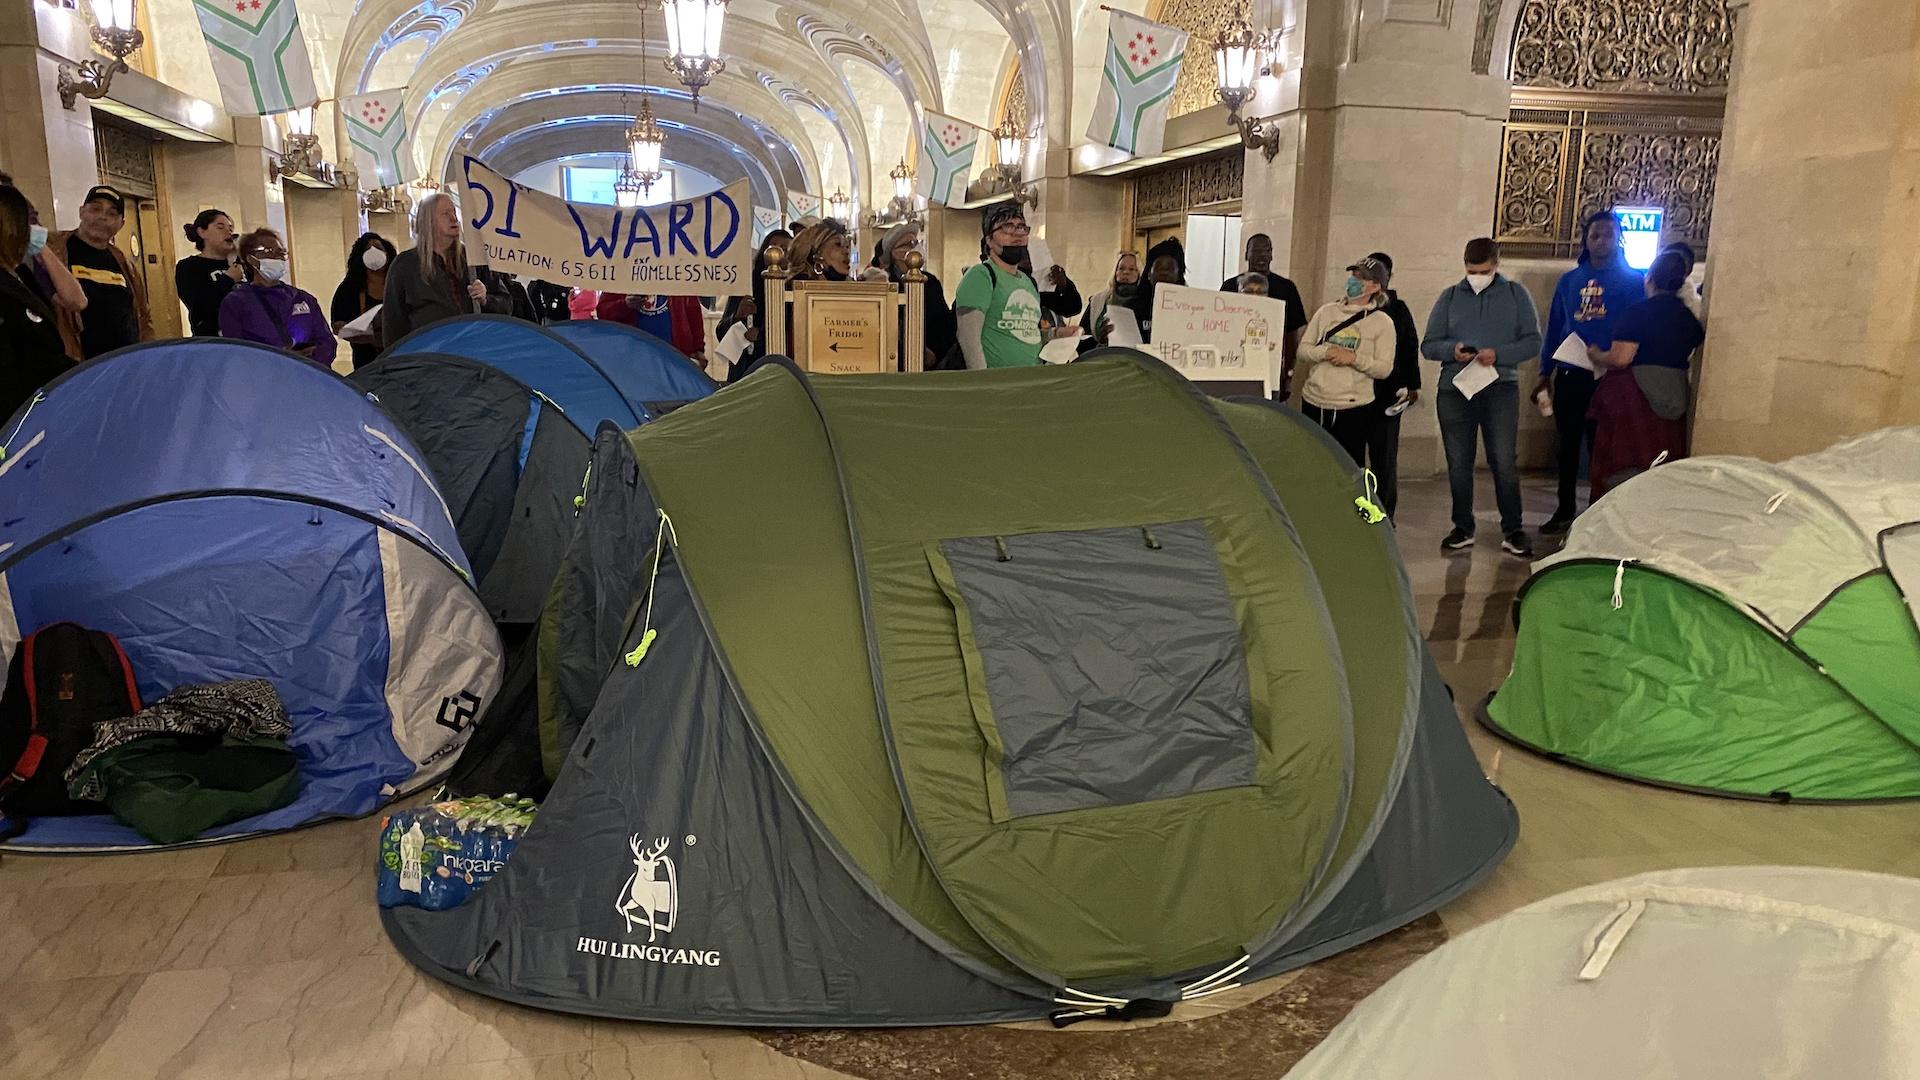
[1,177,1704,552]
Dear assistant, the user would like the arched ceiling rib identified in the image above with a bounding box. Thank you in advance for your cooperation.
[423,62,826,197]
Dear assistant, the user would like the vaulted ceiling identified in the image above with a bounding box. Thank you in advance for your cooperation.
[144,0,1139,208]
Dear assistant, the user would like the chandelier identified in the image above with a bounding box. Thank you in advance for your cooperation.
[660,0,729,110]
[826,188,851,221]
[626,9,668,193]
[614,168,648,208]
[58,0,145,109]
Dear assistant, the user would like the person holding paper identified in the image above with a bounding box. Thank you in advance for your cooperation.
[1586,250,1704,501]
[218,228,336,367]
[1537,211,1644,534]
[1123,238,1187,344]
[331,232,396,370]
[955,203,1045,369]
[1017,244,1082,328]
[174,209,243,338]
[1296,256,1395,466]
[1079,251,1140,353]
[1421,238,1542,557]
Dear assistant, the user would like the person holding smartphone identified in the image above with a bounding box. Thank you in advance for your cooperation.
[1421,238,1542,558]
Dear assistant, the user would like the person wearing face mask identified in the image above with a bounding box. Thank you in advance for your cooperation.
[0,171,87,327]
[45,185,151,359]
[1537,211,1644,534]
[872,223,956,370]
[218,228,337,366]
[330,232,396,370]
[1421,237,1542,557]
[175,209,244,337]
[955,203,1046,369]
[1080,251,1140,353]
[1296,256,1396,466]
[0,184,77,416]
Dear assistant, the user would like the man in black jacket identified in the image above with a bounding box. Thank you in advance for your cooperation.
[1222,233,1307,398]
[1361,251,1421,522]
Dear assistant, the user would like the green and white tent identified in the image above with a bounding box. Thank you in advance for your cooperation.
[385,353,1516,1025]
[1485,427,1920,801]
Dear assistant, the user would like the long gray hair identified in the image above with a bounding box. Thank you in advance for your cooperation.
[410,192,467,286]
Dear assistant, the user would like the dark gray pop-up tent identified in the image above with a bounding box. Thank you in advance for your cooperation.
[383,353,1517,1025]
[352,316,716,623]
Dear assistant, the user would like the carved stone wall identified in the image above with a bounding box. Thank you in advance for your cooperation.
[1151,0,1236,117]
[94,117,158,198]
[1495,106,1719,257]
[1001,64,1030,132]
[1492,0,1732,257]
[1512,0,1732,94]
[1129,149,1242,228]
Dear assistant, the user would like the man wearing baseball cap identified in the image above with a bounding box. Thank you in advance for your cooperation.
[953,202,1045,369]
[45,185,151,358]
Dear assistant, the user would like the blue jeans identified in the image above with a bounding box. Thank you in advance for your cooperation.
[1437,380,1523,536]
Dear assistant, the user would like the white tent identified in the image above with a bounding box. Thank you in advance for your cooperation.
[1288,867,1920,1079]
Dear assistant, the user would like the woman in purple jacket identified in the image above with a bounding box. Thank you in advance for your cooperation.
[217,228,337,367]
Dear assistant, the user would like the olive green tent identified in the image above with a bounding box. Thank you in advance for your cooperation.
[1484,428,1920,800]
[384,352,1516,1025]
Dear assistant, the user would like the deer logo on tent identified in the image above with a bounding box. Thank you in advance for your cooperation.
[617,835,679,940]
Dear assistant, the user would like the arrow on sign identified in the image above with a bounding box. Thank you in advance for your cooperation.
[829,342,841,352]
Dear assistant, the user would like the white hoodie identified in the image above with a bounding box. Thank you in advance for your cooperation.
[1298,298,1395,409]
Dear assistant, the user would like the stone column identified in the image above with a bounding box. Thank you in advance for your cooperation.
[1691,0,1920,457]
[0,3,103,225]
[1242,0,1512,474]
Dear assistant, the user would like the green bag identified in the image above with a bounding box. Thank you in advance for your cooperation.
[70,733,300,845]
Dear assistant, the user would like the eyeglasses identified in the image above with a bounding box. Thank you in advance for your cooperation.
[994,220,1030,236]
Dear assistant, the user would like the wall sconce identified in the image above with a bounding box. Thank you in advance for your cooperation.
[58,0,145,110]
[360,186,409,215]
[269,107,353,187]
[991,117,1025,184]
[1213,3,1283,161]
[826,188,852,221]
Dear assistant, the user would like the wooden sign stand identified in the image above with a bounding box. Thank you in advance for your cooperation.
[762,247,927,374]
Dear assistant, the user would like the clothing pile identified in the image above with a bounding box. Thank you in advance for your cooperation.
[64,679,300,845]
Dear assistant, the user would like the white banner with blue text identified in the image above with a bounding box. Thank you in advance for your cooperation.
[459,156,753,296]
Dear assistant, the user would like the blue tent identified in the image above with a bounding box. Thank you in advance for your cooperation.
[385,315,716,433]
[0,340,503,850]
[359,317,717,624]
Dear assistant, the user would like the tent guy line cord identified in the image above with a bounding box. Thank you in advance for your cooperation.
[0,392,46,462]
[625,510,679,667]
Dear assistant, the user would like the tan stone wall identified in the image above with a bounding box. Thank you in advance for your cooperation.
[1692,0,1920,459]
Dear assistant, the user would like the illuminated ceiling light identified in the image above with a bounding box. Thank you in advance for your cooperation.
[1212,1,1283,162]
[660,0,728,111]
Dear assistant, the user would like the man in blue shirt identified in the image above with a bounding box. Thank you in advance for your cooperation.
[1536,212,1645,533]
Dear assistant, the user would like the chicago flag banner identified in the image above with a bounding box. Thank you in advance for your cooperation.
[1087,9,1189,156]
[752,206,783,242]
[343,90,410,187]
[916,112,979,207]
[190,0,320,117]
[785,191,821,222]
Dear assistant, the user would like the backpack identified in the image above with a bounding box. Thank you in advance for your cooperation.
[0,623,142,817]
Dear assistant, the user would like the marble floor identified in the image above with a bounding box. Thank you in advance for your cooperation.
[3,474,1915,1079]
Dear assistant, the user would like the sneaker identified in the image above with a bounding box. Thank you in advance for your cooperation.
[1502,531,1535,559]
[1539,513,1574,536]
[1441,529,1475,552]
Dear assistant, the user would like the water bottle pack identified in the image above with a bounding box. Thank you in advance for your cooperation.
[376,794,538,911]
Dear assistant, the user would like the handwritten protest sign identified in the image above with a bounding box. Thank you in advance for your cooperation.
[1148,282,1284,394]
[459,156,753,296]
